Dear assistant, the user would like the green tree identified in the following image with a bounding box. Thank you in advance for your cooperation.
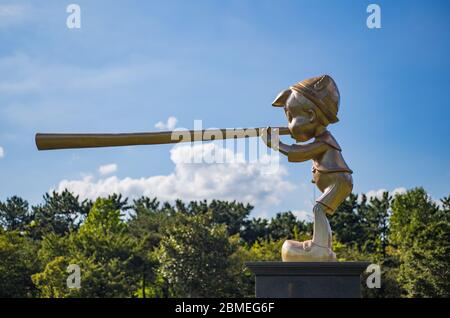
[30,190,91,239]
[157,211,239,297]
[31,256,71,298]
[177,200,253,236]
[329,193,365,247]
[268,212,309,241]
[390,188,450,297]
[207,200,253,235]
[33,198,142,297]
[128,197,170,298]
[0,196,30,232]
[241,218,269,245]
[0,231,39,297]
[361,192,391,257]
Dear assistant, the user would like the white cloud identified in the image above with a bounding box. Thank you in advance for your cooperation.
[98,163,118,176]
[365,188,388,201]
[0,5,28,27]
[54,143,295,212]
[155,116,178,130]
[0,146,4,158]
[292,210,313,222]
[0,5,24,17]
[392,187,407,196]
[363,187,407,201]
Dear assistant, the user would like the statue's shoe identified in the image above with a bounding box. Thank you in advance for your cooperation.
[281,240,337,262]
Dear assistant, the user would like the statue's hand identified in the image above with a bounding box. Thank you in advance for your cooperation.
[260,126,272,148]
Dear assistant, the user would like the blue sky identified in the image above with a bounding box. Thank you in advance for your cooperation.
[0,0,449,219]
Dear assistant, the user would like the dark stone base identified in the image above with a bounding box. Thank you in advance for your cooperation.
[246,262,370,298]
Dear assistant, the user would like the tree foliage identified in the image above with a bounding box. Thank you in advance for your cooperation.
[0,187,448,298]
[0,231,39,297]
[390,188,450,297]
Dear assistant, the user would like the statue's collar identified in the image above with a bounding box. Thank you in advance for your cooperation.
[315,130,341,151]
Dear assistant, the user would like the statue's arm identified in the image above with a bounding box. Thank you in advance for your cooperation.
[276,142,292,156]
[282,141,328,162]
[260,127,328,161]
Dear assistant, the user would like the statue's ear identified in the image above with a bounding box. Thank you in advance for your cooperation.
[272,89,292,107]
[307,109,317,123]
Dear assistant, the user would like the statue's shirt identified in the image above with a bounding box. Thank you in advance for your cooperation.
[287,130,353,174]
[287,130,353,212]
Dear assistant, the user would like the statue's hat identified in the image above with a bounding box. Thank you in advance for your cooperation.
[272,75,340,124]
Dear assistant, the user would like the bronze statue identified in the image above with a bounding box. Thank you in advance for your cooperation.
[261,75,352,261]
[35,74,352,263]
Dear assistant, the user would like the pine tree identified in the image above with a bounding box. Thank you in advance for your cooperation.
[390,188,450,297]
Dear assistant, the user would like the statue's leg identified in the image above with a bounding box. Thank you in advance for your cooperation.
[312,203,332,248]
[281,173,352,262]
[281,202,336,262]
[313,172,353,248]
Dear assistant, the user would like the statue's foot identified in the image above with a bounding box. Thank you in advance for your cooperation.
[281,240,336,262]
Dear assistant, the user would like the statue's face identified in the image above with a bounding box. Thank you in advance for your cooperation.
[285,94,319,142]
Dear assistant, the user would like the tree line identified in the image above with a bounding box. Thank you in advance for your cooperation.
[0,187,448,298]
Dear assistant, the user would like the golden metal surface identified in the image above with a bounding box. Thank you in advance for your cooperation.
[262,75,353,262]
[36,127,290,150]
[282,240,336,262]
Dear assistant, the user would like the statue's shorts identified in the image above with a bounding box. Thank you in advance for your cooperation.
[312,170,353,214]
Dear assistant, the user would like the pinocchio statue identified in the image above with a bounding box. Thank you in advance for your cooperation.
[261,75,353,262]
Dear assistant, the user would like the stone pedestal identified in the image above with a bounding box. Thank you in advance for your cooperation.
[246,262,370,298]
